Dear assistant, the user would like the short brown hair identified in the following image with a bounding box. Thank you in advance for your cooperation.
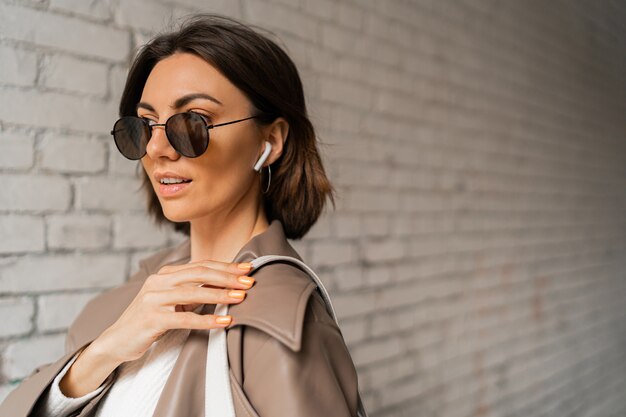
[118,13,336,240]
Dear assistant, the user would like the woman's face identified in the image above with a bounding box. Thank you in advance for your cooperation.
[138,52,273,223]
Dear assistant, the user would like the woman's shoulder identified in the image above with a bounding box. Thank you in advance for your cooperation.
[228,260,321,352]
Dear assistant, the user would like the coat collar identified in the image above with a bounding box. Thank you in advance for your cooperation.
[127,218,315,351]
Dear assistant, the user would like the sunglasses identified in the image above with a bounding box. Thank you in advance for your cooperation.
[110,111,260,160]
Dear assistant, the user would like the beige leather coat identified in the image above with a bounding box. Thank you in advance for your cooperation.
[0,219,361,417]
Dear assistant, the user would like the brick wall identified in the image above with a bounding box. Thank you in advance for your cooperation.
[1,1,625,416]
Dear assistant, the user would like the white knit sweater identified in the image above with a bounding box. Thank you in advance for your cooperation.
[32,306,202,417]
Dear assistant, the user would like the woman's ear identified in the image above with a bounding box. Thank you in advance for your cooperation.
[263,117,289,164]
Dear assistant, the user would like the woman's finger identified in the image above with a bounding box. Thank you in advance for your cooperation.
[160,311,233,331]
[150,265,255,290]
[158,260,252,276]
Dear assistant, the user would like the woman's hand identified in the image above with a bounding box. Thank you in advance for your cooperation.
[92,260,255,364]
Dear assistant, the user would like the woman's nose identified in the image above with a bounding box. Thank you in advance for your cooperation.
[145,124,180,160]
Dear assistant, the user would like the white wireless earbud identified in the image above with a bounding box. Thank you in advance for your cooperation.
[253,141,272,172]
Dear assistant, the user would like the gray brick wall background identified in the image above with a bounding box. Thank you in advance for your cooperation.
[1,1,625,416]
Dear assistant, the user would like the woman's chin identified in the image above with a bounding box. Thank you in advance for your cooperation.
[161,208,193,223]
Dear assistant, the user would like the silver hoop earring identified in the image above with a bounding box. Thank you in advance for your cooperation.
[261,164,271,194]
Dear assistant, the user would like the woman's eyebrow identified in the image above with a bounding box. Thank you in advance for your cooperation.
[136,92,223,113]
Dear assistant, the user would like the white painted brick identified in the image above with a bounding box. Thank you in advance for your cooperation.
[278,29,308,68]
[40,54,108,96]
[37,291,100,332]
[132,30,154,53]
[371,309,415,340]
[332,264,367,291]
[309,240,357,266]
[332,214,361,238]
[335,55,370,86]
[332,291,377,320]
[350,336,403,368]
[305,44,340,75]
[365,356,416,392]
[170,0,242,15]
[344,189,401,212]
[319,77,375,111]
[47,214,111,249]
[389,214,413,237]
[303,212,332,239]
[0,297,34,337]
[363,263,393,288]
[0,45,37,87]
[265,0,301,7]
[115,0,179,32]
[335,3,364,30]
[39,132,107,173]
[381,376,427,411]
[319,22,402,67]
[392,259,421,284]
[308,100,335,134]
[0,88,119,134]
[113,213,169,249]
[109,140,141,176]
[374,0,423,29]
[49,0,112,20]
[0,174,70,211]
[378,280,422,310]
[334,160,390,187]
[0,254,126,293]
[373,90,418,120]
[363,12,413,51]
[244,0,318,43]
[361,214,389,237]
[0,215,45,254]
[3,333,65,380]
[327,105,361,134]
[368,63,414,94]
[302,0,336,21]
[297,68,320,98]
[360,114,422,145]
[319,23,357,53]
[0,131,35,170]
[324,133,387,164]
[109,64,129,106]
[0,3,129,61]
[76,176,144,211]
[407,234,451,257]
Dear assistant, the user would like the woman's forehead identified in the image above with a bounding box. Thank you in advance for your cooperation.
[141,52,240,109]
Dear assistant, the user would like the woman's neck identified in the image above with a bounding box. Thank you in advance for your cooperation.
[188,211,269,264]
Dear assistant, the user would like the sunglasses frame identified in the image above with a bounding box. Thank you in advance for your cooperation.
[110,112,260,160]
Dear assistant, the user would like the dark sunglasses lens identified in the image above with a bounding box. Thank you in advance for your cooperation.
[112,117,149,160]
[166,112,209,158]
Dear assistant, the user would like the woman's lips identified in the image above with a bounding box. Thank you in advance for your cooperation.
[159,180,192,196]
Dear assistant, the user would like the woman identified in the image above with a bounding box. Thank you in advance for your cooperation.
[0,13,363,417]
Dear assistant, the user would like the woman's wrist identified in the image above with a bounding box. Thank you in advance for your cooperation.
[58,338,123,398]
